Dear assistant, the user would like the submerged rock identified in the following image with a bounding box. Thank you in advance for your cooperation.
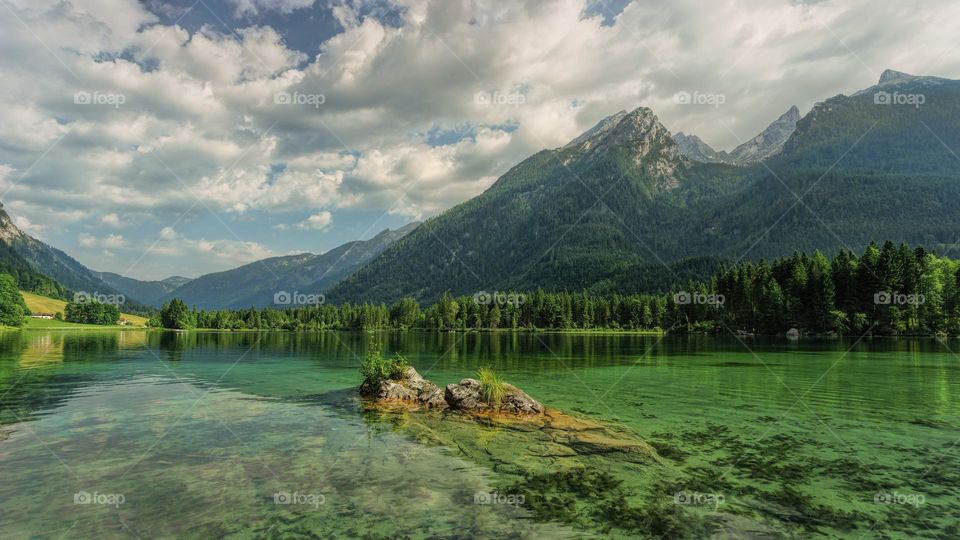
[445,378,545,416]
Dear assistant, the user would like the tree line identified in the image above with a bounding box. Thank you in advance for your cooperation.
[153,241,960,336]
[63,299,121,325]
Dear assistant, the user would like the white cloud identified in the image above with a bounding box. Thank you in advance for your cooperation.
[78,233,127,249]
[148,234,275,266]
[73,225,276,279]
[101,213,123,227]
[1,0,959,277]
[295,211,333,230]
[227,0,316,17]
[159,226,179,241]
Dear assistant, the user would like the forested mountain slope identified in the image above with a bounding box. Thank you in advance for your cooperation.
[329,71,960,304]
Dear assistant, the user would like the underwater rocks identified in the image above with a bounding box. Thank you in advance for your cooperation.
[445,379,545,415]
[360,368,544,416]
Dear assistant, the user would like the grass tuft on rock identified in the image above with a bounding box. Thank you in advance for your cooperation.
[477,367,507,409]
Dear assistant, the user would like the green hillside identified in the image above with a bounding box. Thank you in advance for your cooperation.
[20,291,149,327]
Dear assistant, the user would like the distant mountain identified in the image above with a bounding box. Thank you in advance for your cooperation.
[161,223,419,309]
[8,233,146,309]
[0,205,65,298]
[0,203,149,308]
[716,70,960,256]
[328,107,747,303]
[878,68,914,84]
[161,276,193,288]
[725,106,800,164]
[674,106,800,165]
[674,132,725,163]
[94,272,190,306]
[329,70,960,304]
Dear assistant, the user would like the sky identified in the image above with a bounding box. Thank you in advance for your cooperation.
[1,0,958,280]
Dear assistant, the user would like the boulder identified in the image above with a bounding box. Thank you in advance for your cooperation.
[420,386,448,409]
[362,366,448,410]
[500,385,545,415]
[445,378,488,411]
[378,380,418,401]
[445,378,544,416]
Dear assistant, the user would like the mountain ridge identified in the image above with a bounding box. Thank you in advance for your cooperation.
[158,222,420,309]
[674,106,800,165]
[327,70,960,304]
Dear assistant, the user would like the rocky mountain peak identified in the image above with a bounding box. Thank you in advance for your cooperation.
[725,105,800,164]
[879,69,914,84]
[673,132,724,163]
[674,105,800,165]
[564,109,628,150]
[558,107,684,191]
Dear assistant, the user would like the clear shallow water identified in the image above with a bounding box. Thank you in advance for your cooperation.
[0,331,958,538]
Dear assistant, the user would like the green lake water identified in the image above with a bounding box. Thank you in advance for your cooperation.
[0,331,957,538]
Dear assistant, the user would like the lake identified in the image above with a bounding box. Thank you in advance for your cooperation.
[0,331,957,538]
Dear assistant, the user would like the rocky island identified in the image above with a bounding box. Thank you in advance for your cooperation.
[359,348,544,416]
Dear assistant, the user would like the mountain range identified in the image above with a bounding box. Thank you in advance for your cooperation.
[3,69,958,309]
[93,273,193,306]
[154,222,419,309]
[0,200,417,310]
[0,204,139,306]
[674,106,801,165]
[326,69,960,303]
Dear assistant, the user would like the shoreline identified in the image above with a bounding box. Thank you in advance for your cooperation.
[5,325,959,339]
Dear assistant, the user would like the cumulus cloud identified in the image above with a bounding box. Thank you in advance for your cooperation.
[148,234,274,264]
[296,211,334,230]
[227,0,316,17]
[0,0,958,277]
[101,213,123,227]
[78,233,128,249]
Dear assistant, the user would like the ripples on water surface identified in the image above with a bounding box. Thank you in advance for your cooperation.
[0,331,957,538]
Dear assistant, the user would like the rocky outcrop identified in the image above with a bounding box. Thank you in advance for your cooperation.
[360,366,448,410]
[444,378,545,416]
[361,369,544,416]
[443,378,485,411]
